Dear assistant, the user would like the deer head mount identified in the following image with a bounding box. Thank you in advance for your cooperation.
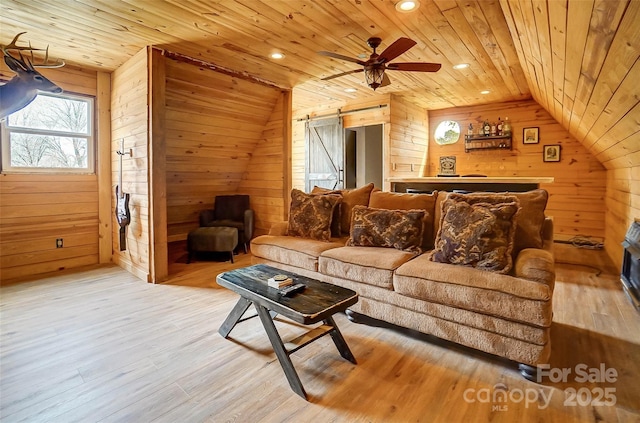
[1,32,65,119]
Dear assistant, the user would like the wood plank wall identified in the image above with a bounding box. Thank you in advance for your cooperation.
[238,91,291,234]
[110,47,151,281]
[163,54,285,241]
[499,0,640,269]
[428,100,607,241]
[606,168,640,270]
[0,64,105,282]
[388,95,429,186]
[148,48,168,282]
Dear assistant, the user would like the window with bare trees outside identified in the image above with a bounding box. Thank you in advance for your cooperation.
[1,92,94,173]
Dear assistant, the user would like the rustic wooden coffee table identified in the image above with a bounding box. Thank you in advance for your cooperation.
[216,264,358,400]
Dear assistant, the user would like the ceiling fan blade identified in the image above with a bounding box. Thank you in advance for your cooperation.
[387,62,442,72]
[317,51,367,66]
[321,68,364,81]
[380,73,391,87]
[377,38,417,63]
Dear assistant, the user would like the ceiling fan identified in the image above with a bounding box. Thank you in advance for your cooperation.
[318,37,441,90]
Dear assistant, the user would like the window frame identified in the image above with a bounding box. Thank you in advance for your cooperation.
[1,91,96,174]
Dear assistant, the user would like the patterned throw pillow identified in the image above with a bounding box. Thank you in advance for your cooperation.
[312,183,375,235]
[369,190,438,250]
[430,193,521,274]
[287,189,341,241]
[307,191,343,237]
[346,205,425,254]
[464,189,548,255]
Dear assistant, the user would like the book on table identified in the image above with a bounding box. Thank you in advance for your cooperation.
[268,274,293,288]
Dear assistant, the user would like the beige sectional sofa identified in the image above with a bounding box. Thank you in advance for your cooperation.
[251,183,555,380]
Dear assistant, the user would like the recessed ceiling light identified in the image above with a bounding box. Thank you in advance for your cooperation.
[270,52,285,59]
[344,88,357,93]
[480,90,490,95]
[395,0,420,12]
[453,63,469,70]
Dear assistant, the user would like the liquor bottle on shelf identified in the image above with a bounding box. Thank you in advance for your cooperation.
[490,120,497,136]
[497,117,503,135]
[468,123,474,136]
[483,119,490,136]
[503,117,512,136]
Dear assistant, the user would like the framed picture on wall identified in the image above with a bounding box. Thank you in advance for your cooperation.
[438,156,457,176]
[543,144,561,162]
[523,127,539,144]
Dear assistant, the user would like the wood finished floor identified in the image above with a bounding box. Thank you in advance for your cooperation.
[1,242,639,422]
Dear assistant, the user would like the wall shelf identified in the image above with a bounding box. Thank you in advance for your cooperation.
[464,134,512,152]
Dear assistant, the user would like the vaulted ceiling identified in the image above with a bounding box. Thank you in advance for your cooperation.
[1,0,638,169]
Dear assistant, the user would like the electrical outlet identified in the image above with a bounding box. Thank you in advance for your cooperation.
[56,238,63,248]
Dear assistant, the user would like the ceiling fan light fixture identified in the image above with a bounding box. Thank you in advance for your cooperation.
[364,66,386,90]
[395,0,420,12]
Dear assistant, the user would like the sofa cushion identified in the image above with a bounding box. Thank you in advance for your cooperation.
[319,246,416,289]
[312,183,375,235]
[251,235,346,272]
[510,190,548,253]
[394,254,553,326]
[346,205,425,254]
[287,189,341,241]
[368,190,438,250]
[430,193,520,274]
[332,279,550,344]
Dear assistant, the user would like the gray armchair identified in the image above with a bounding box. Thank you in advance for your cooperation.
[199,195,254,254]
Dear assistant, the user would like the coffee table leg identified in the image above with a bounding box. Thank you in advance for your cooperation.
[324,315,357,364]
[219,297,252,338]
[255,304,308,400]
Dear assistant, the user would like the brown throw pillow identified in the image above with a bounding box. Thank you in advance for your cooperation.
[464,190,548,255]
[287,189,340,241]
[312,183,375,235]
[308,191,343,237]
[510,189,548,253]
[430,193,520,274]
[346,205,425,254]
[369,190,437,250]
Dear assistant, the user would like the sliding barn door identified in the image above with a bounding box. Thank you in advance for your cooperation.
[305,117,344,192]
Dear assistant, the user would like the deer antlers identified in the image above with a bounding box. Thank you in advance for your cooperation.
[1,32,65,70]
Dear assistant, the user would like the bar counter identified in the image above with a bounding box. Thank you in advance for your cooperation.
[388,176,554,193]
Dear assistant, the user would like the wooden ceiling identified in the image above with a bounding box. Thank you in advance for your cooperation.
[1,0,638,169]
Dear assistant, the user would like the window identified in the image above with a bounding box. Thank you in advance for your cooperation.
[1,92,95,173]
[434,120,461,145]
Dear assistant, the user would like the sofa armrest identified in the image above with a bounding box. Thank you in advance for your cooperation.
[542,217,553,243]
[514,248,555,289]
[269,221,289,236]
[199,209,216,227]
